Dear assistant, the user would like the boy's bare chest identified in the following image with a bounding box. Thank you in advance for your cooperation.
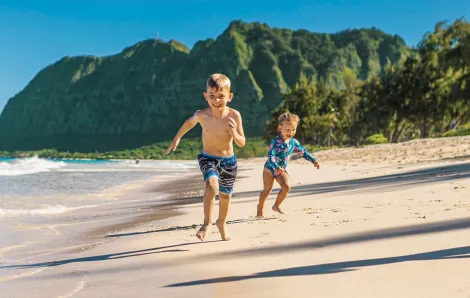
[201,118,230,137]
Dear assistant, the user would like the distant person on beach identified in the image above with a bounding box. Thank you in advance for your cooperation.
[256,112,320,218]
[166,73,246,241]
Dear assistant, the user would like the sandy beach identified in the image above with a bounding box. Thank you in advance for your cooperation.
[1,137,470,298]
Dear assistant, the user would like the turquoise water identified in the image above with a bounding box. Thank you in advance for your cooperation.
[0,156,197,213]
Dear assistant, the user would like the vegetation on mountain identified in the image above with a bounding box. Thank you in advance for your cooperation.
[267,19,470,147]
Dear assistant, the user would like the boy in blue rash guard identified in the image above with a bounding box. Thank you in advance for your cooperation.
[257,112,320,217]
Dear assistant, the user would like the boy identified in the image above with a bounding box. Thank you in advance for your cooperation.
[166,73,246,241]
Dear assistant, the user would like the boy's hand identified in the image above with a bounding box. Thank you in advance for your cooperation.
[314,161,320,169]
[166,138,180,155]
[227,117,237,135]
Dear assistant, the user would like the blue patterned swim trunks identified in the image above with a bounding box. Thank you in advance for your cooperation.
[197,151,238,195]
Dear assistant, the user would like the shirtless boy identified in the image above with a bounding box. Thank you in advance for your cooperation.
[166,74,246,241]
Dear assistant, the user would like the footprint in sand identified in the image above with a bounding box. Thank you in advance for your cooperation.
[337,220,352,225]
[407,215,426,220]
[302,207,320,214]
[250,232,270,239]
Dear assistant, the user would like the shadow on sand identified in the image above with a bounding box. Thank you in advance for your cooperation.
[0,241,220,270]
[4,217,470,273]
[166,245,470,287]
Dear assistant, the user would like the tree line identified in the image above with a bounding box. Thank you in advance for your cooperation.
[267,19,470,146]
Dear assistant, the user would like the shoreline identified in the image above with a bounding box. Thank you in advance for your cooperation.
[84,171,208,241]
[0,168,205,270]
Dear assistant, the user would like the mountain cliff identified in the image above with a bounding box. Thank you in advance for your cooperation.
[0,20,408,151]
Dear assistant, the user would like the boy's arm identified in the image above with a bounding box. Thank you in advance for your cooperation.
[228,110,246,147]
[293,139,317,164]
[166,111,201,154]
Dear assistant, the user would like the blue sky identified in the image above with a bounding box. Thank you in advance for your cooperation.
[1,0,468,111]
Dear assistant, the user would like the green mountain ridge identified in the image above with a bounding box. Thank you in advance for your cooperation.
[0,20,409,152]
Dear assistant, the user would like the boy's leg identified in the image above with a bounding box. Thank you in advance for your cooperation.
[272,172,291,215]
[196,153,220,241]
[216,192,231,241]
[257,168,275,218]
[196,176,218,241]
[216,155,237,240]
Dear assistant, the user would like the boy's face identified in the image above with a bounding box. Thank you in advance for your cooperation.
[203,87,233,110]
[279,121,298,139]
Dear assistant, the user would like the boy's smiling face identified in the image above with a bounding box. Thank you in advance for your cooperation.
[204,87,233,110]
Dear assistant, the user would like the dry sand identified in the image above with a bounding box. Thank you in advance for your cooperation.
[1,137,470,298]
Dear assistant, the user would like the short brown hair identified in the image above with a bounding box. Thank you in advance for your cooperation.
[278,112,300,126]
[206,73,231,91]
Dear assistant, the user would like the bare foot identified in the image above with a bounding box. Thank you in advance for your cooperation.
[272,205,285,215]
[196,224,212,241]
[215,220,231,241]
[256,204,264,218]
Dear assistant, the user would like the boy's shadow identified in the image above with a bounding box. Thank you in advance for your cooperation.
[0,241,219,270]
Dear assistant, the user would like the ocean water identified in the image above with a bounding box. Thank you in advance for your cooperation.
[0,156,199,270]
[0,156,197,215]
